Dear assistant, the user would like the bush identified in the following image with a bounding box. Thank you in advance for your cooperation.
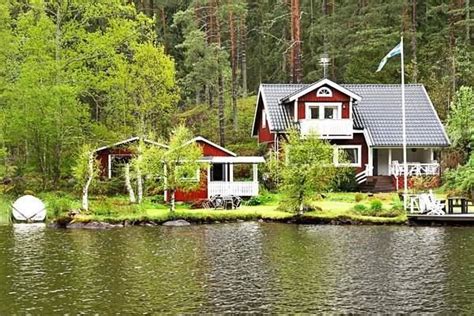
[355,193,365,202]
[330,168,358,192]
[370,199,383,212]
[354,203,368,212]
[47,197,74,218]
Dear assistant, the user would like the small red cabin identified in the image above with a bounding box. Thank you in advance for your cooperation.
[94,136,264,202]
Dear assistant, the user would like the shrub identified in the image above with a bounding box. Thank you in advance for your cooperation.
[330,168,358,192]
[370,199,383,212]
[354,203,368,212]
[47,197,74,218]
[354,193,365,202]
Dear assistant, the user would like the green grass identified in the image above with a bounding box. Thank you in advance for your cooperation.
[0,195,11,224]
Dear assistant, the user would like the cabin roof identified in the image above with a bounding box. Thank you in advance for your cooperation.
[94,137,167,153]
[256,81,450,147]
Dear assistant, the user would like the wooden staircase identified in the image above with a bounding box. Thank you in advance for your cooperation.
[358,176,396,193]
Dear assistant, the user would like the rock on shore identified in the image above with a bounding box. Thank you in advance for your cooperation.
[162,220,191,227]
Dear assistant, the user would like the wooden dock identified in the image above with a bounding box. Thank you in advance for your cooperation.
[408,213,474,225]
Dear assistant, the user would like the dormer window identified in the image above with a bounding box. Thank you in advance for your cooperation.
[317,87,332,97]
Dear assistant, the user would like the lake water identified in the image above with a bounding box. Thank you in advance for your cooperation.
[1,223,474,314]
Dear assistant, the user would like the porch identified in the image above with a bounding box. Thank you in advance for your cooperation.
[201,156,265,198]
[370,148,439,176]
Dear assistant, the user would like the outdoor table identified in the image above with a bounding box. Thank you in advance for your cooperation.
[447,197,468,214]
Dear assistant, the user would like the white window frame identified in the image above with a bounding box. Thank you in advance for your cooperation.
[333,145,362,167]
[305,102,342,120]
[316,87,333,97]
[262,109,266,128]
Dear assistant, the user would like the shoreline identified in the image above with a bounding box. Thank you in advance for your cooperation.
[47,212,408,229]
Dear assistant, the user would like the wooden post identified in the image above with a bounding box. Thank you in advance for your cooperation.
[229,164,234,182]
[252,164,258,182]
[388,148,392,176]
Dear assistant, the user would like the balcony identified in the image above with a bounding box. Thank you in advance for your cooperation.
[299,119,353,139]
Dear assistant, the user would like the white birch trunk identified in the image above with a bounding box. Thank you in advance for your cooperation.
[81,154,94,211]
[170,189,176,212]
[137,165,143,204]
[125,164,136,203]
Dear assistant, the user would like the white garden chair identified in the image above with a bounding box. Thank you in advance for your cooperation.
[418,191,445,215]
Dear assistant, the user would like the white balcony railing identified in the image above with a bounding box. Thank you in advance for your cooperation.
[390,162,440,177]
[208,181,259,197]
[299,119,353,138]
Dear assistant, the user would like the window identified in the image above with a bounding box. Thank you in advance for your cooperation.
[305,102,342,120]
[324,106,339,119]
[316,87,332,97]
[211,163,229,181]
[262,109,266,128]
[108,154,132,178]
[334,145,361,167]
[310,106,319,119]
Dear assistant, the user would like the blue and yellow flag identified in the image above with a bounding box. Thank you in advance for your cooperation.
[376,42,402,72]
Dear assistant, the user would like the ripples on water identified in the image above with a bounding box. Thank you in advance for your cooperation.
[1,223,474,314]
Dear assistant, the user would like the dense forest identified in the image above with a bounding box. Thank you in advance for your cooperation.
[0,0,472,190]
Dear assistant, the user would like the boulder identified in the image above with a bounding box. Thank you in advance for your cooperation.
[162,219,191,227]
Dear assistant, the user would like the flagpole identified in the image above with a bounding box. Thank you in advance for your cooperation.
[400,36,408,209]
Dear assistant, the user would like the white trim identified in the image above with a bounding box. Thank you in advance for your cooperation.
[368,147,373,176]
[304,102,342,120]
[316,87,333,97]
[293,99,298,122]
[251,86,274,136]
[95,137,167,153]
[349,97,353,119]
[108,154,112,179]
[198,156,265,164]
[388,148,392,176]
[262,109,266,128]
[188,136,237,157]
[421,85,451,146]
[430,148,434,161]
[363,129,374,147]
[333,145,362,167]
[283,78,362,102]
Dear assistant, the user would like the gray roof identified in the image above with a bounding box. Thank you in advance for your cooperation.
[258,83,450,147]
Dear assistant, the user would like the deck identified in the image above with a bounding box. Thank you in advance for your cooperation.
[408,213,474,224]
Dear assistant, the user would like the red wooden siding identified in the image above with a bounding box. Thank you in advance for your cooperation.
[297,85,351,119]
[255,98,275,145]
[197,140,233,157]
[330,133,368,174]
[174,169,208,201]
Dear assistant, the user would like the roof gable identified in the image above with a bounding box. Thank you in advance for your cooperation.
[187,136,237,157]
[280,78,362,103]
[94,137,167,153]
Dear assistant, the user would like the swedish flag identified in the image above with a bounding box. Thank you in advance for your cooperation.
[376,42,402,72]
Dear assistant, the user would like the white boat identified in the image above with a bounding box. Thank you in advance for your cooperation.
[11,195,46,222]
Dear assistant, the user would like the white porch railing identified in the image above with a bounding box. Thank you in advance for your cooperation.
[208,181,259,197]
[355,164,373,184]
[299,119,353,138]
[390,162,440,177]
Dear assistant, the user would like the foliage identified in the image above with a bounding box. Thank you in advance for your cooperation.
[443,153,474,198]
[141,125,203,211]
[330,167,358,192]
[411,176,441,192]
[370,199,383,212]
[353,203,368,213]
[354,193,365,203]
[268,130,337,215]
[446,86,474,152]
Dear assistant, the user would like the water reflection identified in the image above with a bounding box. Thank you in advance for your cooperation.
[0,224,473,313]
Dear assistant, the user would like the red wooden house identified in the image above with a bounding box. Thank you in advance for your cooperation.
[94,136,264,202]
[252,78,450,192]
